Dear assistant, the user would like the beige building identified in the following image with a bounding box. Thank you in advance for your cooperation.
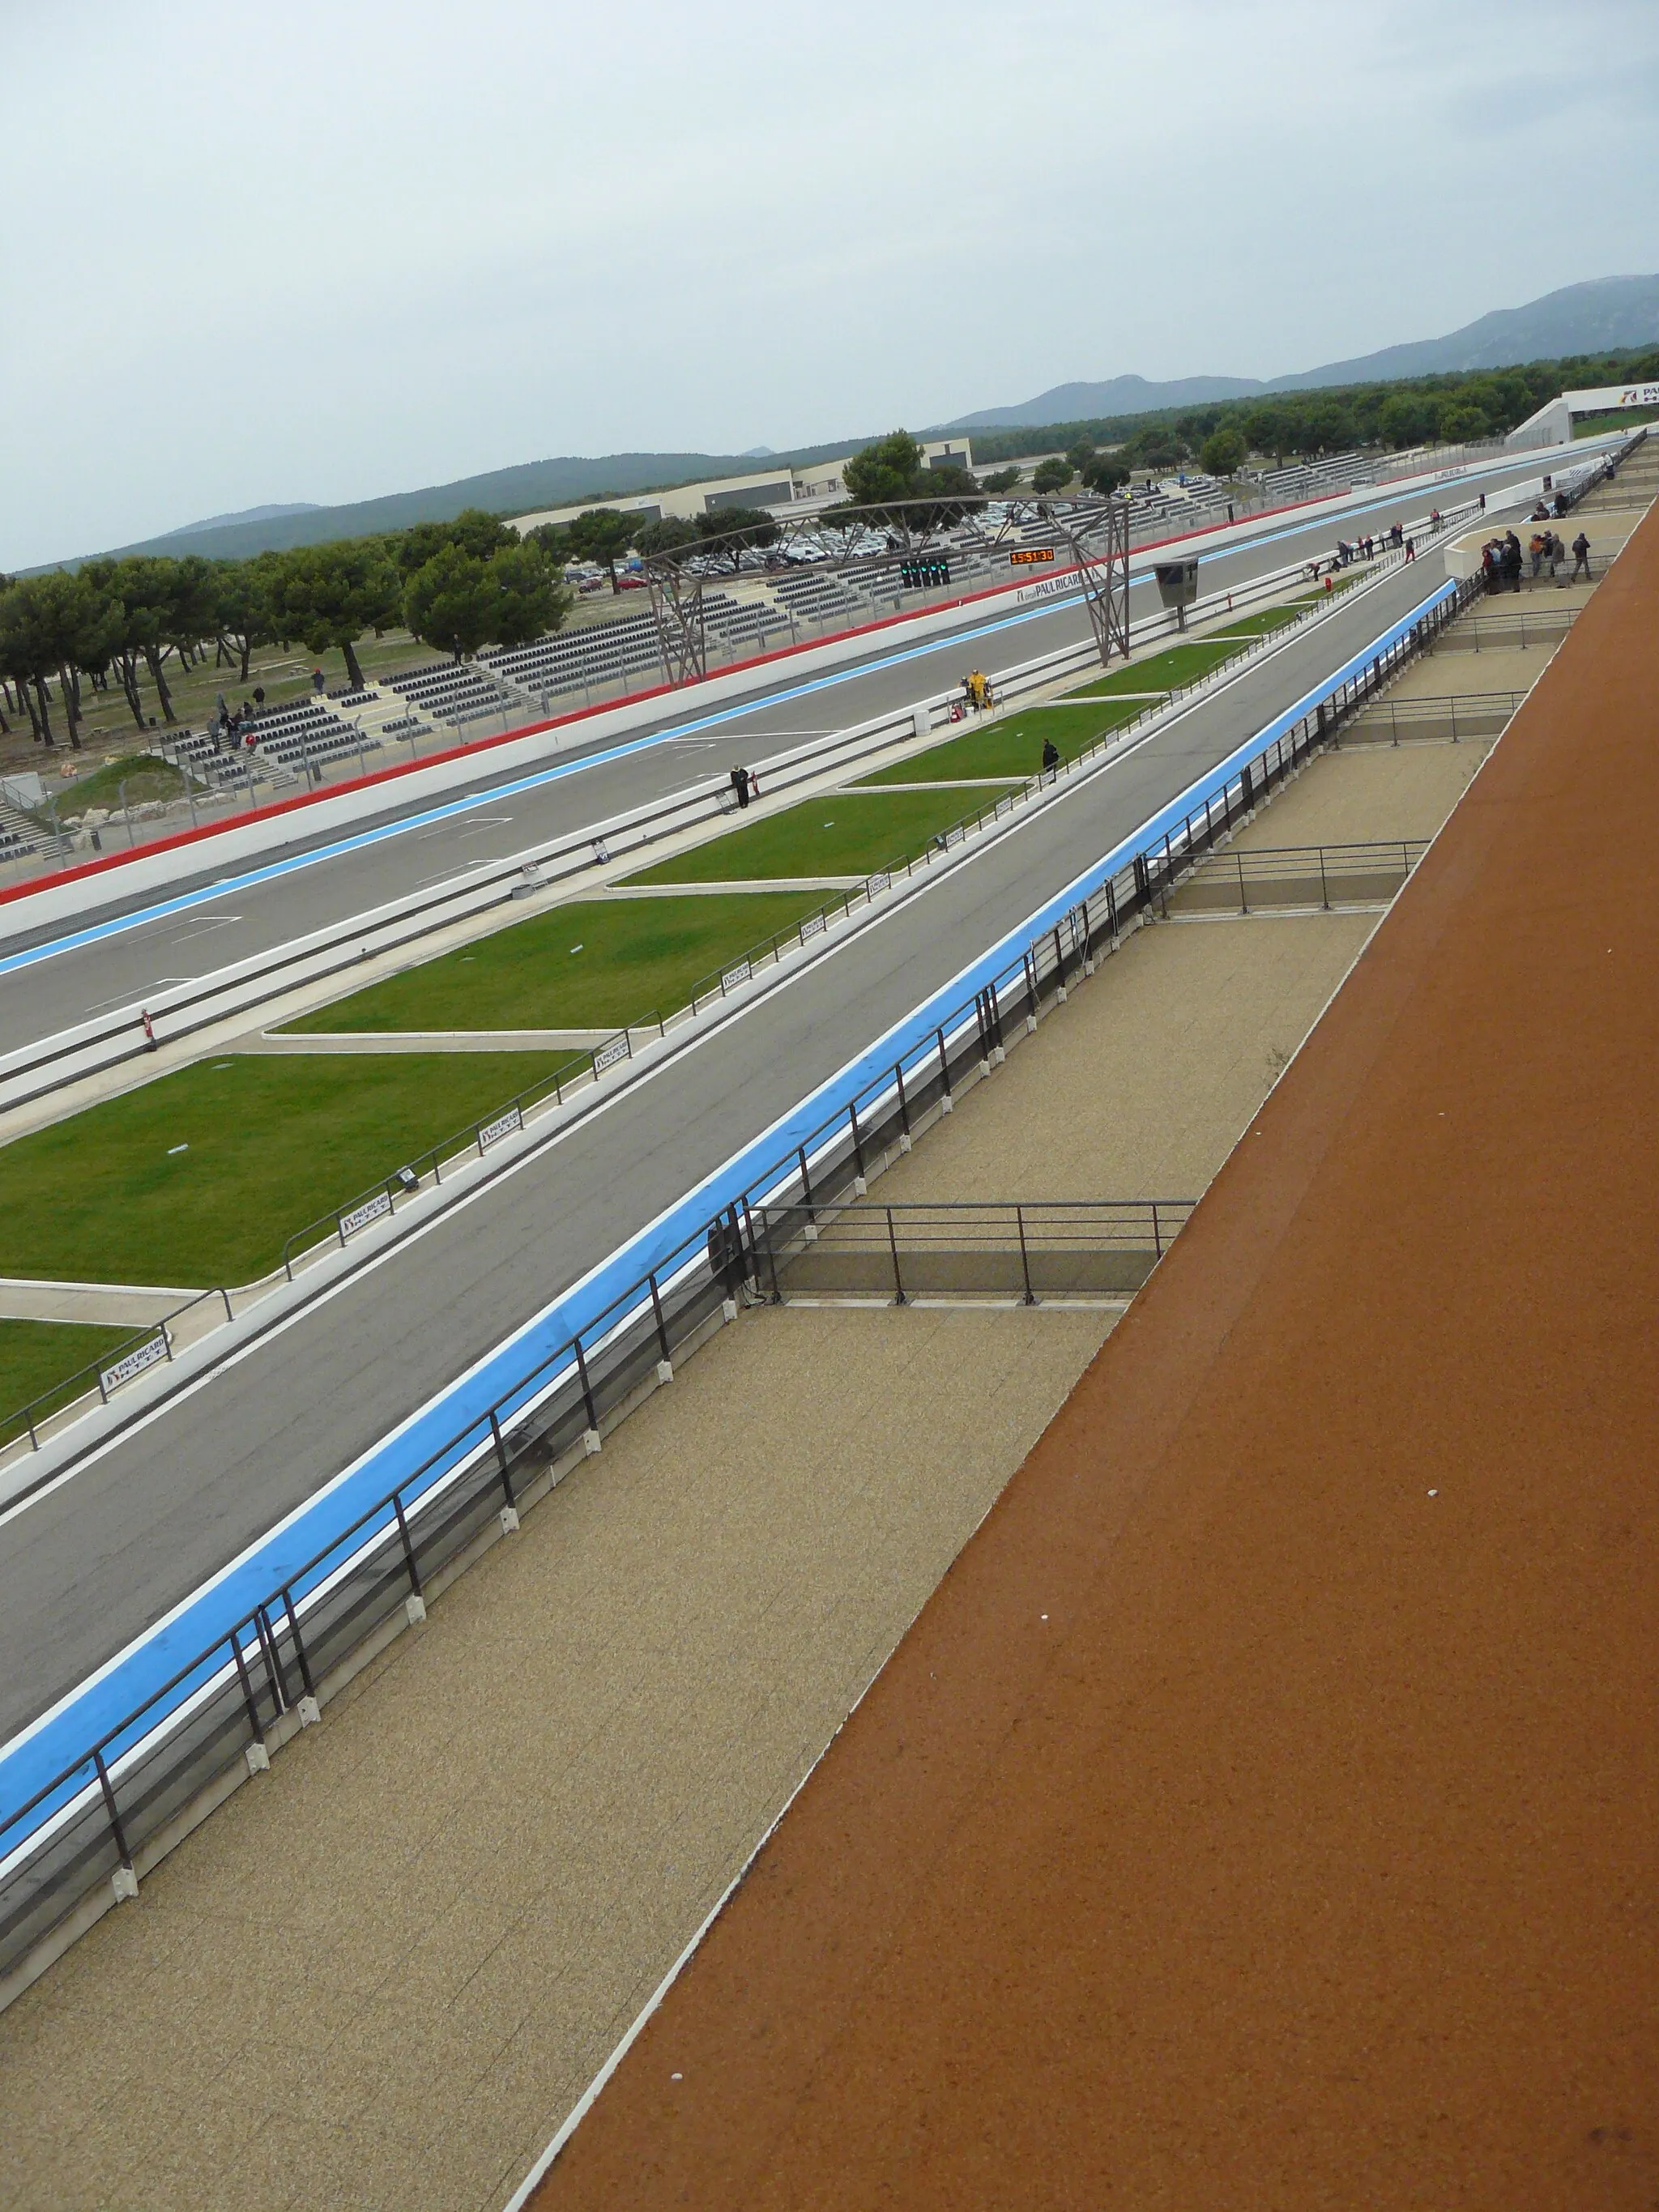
[510,437,975,536]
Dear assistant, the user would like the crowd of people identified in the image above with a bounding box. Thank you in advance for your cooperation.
[1479,526,1591,592]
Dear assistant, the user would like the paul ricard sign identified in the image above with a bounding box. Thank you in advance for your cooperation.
[1565,382,1659,414]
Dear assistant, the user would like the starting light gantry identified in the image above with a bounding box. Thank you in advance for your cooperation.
[639,492,1131,688]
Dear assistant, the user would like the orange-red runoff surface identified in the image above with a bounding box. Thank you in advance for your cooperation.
[534,507,1659,2210]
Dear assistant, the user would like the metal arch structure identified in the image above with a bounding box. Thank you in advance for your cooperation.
[636,491,1133,688]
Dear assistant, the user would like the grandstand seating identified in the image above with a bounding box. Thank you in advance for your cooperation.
[386,661,517,724]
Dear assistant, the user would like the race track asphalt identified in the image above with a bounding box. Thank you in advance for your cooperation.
[0,552,1451,1752]
[0,451,1557,1066]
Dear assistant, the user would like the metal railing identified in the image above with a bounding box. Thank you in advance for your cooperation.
[196,548,1448,1290]
[1163,840,1430,917]
[1437,603,1583,651]
[3,497,1484,1119]
[1341,690,1526,744]
[0,565,1485,2003]
[753,1199,1197,1304]
[2,1286,236,1455]
[0,552,1476,1464]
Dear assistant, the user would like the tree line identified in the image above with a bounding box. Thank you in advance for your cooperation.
[0,509,574,749]
[963,347,1659,479]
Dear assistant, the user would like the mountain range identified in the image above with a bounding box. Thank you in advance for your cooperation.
[944,275,1659,428]
[65,274,1659,569]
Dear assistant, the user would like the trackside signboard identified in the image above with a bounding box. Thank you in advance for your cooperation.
[478,1106,522,1152]
[100,1333,168,1396]
[1565,382,1659,414]
[340,1191,393,1240]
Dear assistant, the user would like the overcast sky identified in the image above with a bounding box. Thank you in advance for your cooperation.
[3,0,1657,569]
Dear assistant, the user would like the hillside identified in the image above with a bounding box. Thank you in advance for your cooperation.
[47,275,1659,571]
[945,274,1659,429]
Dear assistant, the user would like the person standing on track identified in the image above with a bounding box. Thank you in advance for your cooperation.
[730,765,752,809]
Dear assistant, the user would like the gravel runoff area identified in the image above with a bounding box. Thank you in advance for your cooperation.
[528,501,1659,2206]
[0,652,1523,2209]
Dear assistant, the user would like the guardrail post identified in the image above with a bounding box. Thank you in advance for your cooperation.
[1319,849,1330,910]
[572,1336,599,1431]
[887,1210,906,1306]
[489,1411,515,1510]
[93,1750,134,1877]
[648,1273,672,1364]
[1237,850,1247,915]
[255,1605,289,1713]
[936,1028,953,1110]
[894,1061,911,1144]
[848,1101,866,1187]
[232,1630,267,1746]
[1152,1202,1163,1259]
[1016,1205,1036,1306]
[391,1494,424,1602]
[797,1144,817,1223]
[282,1589,318,1704]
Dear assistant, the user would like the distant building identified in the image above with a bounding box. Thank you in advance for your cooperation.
[510,438,976,536]
[1506,382,1659,450]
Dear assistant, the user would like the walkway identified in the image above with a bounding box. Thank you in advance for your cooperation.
[528,509,1659,2201]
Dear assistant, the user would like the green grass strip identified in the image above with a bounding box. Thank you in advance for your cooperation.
[855,697,1150,786]
[287,890,834,1035]
[1068,640,1240,697]
[623,786,1017,886]
[0,1053,568,1289]
[0,1319,138,1446]
[1203,601,1305,640]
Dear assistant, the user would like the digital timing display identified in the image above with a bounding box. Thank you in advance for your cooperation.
[1010,548,1056,566]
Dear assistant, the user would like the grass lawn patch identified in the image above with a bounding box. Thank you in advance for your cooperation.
[51,753,190,823]
[0,1319,138,1442]
[1068,639,1240,697]
[623,786,1017,886]
[0,1052,568,1289]
[1205,601,1304,640]
[288,889,833,1034]
[855,698,1150,786]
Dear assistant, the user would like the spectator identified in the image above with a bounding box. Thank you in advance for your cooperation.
[312,667,326,694]
[1501,533,1523,592]
[1572,531,1592,581]
[1546,531,1563,581]
[1529,534,1546,578]
[1404,537,1416,562]
[730,765,751,809]
[1041,735,1060,779]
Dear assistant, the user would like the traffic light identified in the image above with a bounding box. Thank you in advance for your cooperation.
[898,554,951,589]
